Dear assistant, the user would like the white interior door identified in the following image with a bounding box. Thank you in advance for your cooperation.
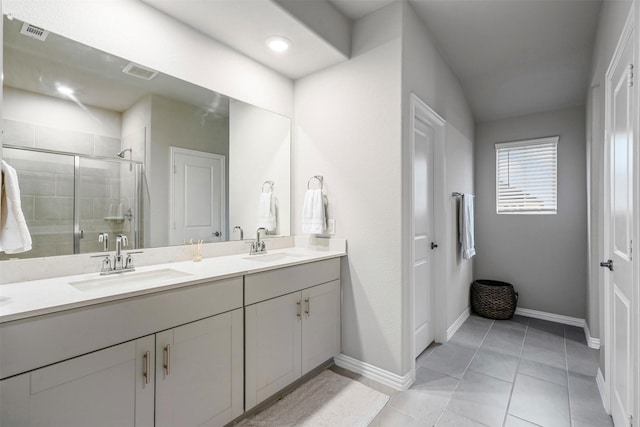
[170,148,225,246]
[414,114,435,358]
[605,19,635,427]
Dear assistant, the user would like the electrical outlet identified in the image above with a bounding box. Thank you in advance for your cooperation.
[327,219,336,235]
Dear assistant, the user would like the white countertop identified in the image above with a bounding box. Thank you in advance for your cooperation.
[0,247,346,323]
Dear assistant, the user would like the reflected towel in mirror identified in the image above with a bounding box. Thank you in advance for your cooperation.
[0,160,32,254]
[257,191,277,232]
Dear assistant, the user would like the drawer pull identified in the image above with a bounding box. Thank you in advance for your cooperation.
[143,351,150,384]
[296,300,301,319]
[305,297,310,317]
[164,344,171,376]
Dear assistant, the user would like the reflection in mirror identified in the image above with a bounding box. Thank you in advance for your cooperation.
[1,16,291,260]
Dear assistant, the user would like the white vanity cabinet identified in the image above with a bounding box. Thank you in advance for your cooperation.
[244,259,341,410]
[155,309,243,427]
[0,277,244,427]
[0,336,156,427]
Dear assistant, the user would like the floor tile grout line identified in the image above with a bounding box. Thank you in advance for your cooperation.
[432,317,495,426]
[564,328,575,427]
[508,414,544,427]
[501,318,529,427]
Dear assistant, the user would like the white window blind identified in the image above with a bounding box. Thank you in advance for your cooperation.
[495,136,558,214]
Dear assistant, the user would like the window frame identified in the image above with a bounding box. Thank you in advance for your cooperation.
[495,136,559,215]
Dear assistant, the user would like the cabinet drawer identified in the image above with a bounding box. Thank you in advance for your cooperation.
[245,258,340,305]
[1,277,242,379]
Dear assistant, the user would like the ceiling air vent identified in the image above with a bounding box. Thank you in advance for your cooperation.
[19,23,49,41]
[122,63,158,81]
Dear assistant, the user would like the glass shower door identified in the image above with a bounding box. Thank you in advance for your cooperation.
[77,158,142,254]
[0,147,75,259]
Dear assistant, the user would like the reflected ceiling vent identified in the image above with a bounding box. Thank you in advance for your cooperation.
[122,63,158,81]
[19,23,49,41]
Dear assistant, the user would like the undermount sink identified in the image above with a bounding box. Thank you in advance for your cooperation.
[243,252,306,263]
[69,268,192,292]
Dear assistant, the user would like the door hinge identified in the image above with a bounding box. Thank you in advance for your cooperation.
[173,165,177,174]
[628,64,634,87]
[173,221,176,230]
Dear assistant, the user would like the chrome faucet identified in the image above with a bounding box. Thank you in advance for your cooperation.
[91,234,142,275]
[115,234,128,269]
[233,226,244,240]
[250,227,267,255]
[98,232,109,251]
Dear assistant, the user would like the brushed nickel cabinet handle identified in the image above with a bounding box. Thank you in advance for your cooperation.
[164,344,171,376]
[305,297,310,317]
[143,351,150,384]
[297,300,301,319]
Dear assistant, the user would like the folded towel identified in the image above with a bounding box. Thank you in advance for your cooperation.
[1,161,32,254]
[459,193,475,259]
[302,189,325,234]
[257,191,277,232]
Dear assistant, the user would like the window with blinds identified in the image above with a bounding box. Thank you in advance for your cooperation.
[495,136,558,214]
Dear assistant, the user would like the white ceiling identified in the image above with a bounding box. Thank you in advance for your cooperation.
[141,0,349,80]
[330,0,602,123]
[3,17,230,116]
[141,0,602,123]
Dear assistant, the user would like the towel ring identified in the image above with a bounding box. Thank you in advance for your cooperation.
[262,180,274,193]
[307,175,324,190]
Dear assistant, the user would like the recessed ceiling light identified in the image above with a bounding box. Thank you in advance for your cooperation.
[266,36,291,53]
[56,84,75,96]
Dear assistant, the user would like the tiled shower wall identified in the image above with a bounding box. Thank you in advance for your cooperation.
[1,118,136,259]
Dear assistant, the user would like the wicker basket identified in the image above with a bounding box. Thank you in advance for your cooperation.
[470,280,518,320]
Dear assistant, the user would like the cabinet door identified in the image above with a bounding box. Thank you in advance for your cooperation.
[155,309,243,427]
[0,336,155,427]
[245,292,302,410]
[301,280,341,375]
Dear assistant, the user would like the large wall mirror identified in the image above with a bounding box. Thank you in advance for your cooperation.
[1,15,291,260]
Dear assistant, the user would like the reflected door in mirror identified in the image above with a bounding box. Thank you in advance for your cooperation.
[170,148,225,245]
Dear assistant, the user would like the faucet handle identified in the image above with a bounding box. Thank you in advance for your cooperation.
[124,251,143,270]
[91,254,112,273]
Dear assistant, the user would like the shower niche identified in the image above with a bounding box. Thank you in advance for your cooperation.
[1,146,143,260]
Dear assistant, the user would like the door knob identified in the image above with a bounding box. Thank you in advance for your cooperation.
[600,259,614,271]
[212,231,221,237]
[431,242,438,250]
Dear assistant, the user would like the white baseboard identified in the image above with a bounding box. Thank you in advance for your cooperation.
[515,308,601,349]
[583,322,601,349]
[515,307,584,327]
[333,353,414,391]
[446,307,470,341]
[596,368,609,414]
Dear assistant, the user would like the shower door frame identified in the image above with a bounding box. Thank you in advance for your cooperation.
[3,144,143,254]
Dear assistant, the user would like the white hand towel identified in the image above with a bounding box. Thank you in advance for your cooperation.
[459,193,475,259]
[0,161,32,254]
[257,191,277,232]
[301,189,325,234]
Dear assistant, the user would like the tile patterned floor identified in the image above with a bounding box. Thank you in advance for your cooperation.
[368,315,612,427]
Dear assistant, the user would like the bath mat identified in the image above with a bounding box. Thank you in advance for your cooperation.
[237,369,389,427]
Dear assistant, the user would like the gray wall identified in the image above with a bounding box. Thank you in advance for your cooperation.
[400,1,475,371]
[474,106,587,319]
[294,1,476,377]
[294,2,404,376]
